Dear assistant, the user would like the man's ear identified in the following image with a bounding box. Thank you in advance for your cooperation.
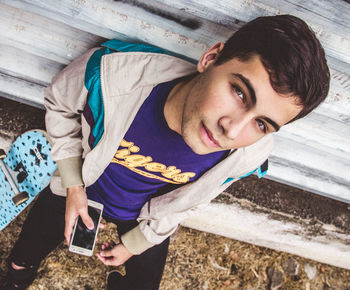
[197,42,225,73]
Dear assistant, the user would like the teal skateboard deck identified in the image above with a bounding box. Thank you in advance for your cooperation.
[0,130,57,230]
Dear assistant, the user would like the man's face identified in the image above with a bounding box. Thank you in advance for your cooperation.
[180,45,302,155]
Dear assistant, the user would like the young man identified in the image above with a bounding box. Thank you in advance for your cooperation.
[4,15,329,289]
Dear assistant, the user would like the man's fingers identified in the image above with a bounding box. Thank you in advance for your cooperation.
[101,242,110,251]
[96,253,121,266]
[100,248,113,257]
[64,225,73,244]
[103,259,120,266]
[80,211,94,230]
[97,243,131,266]
[96,253,105,264]
[101,242,110,250]
[96,253,111,263]
[101,240,116,251]
[64,216,77,244]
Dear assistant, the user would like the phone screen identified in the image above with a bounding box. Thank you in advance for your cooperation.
[71,205,102,250]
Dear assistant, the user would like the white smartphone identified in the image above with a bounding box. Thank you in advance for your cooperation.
[69,200,104,257]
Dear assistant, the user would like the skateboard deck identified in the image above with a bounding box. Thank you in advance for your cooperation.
[0,130,57,230]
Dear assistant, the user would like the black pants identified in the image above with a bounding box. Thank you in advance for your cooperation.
[8,187,169,290]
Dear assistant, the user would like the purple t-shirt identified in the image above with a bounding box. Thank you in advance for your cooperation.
[86,79,228,220]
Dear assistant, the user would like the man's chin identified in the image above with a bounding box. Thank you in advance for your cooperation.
[183,131,216,155]
[186,141,215,155]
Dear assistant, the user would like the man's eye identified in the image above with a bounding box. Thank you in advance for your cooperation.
[257,119,267,133]
[232,85,245,101]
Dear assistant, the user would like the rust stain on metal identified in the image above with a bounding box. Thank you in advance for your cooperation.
[64,40,77,50]
[13,24,25,32]
[115,11,128,23]
[178,35,189,45]
[163,30,175,38]
[326,92,349,103]
[332,71,350,89]
[74,0,86,5]
[140,21,153,30]
[243,0,254,8]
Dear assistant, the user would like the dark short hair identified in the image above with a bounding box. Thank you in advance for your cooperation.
[215,15,330,122]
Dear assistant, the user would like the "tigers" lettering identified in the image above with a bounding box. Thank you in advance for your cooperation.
[111,139,196,184]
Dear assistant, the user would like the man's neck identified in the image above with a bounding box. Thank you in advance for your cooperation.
[163,75,198,136]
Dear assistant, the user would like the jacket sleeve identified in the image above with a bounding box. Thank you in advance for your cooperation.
[120,179,237,255]
[121,203,209,255]
[44,48,99,189]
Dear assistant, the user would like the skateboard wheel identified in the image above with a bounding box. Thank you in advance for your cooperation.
[0,149,6,159]
[12,191,29,206]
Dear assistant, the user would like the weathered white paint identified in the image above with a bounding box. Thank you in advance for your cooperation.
[0,73,45,108]
[0,0,349,204]
[268,148,349,202]
[281,112,349,156]
[0,44,63,85]
[181,201,350,270]
[4,0,226,60]
[1,3,105,64]
[159,0,350,64]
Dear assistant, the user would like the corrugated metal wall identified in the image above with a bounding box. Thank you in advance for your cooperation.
[1,0,349,202]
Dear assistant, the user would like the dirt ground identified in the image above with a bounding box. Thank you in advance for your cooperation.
[1,204,350,290]
[1,97,350,289]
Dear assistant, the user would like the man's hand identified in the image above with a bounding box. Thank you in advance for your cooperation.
[65,185,94,245]
[97,241,134,266]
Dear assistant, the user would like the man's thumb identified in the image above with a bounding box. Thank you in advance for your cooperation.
[81,212,94,230]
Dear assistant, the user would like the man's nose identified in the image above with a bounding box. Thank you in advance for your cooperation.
[219,113,251,139]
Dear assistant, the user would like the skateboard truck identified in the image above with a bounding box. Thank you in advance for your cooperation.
[0,149,29,206]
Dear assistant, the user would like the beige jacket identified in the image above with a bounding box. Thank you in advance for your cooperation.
[44,48,274,255]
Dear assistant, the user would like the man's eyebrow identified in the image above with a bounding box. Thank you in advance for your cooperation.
[233,73,256,105]
[262,116,280,132]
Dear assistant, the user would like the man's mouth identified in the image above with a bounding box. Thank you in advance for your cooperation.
[200,122,220,148]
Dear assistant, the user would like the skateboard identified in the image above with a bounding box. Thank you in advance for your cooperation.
[0,130,57,230]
